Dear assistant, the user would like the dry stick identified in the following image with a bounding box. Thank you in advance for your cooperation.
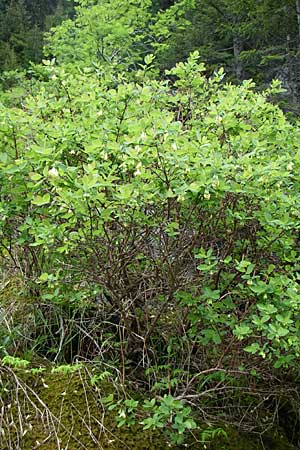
[11,371,61,450]
[82,367,131,448]
[174,369,250,402]
[15,384,24,439]
[85,409,132,450]
[54,315,65,363]
[2,314,16,352]
[74,322,102,355]
[12,127,19,159]
[144,292,174,344]
[0,404,4,438]
[81,370,128,448]
[79,370,92,432]
[0,403,8,449]
[90,411,106,444]
[70,404,101,449]
[63,414,75,450]
[3,409,13,450]
[73,369,131,450]
[0,243,22,273]
[56,381,67,438]
[119,324,126,385]
[32,433,53,450]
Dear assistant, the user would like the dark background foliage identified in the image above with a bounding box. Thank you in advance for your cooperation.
[1,0,300,110]
[0,0,74,70]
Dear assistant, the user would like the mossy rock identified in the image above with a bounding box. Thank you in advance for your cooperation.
[0,367,298,450]
[0,368,178,449]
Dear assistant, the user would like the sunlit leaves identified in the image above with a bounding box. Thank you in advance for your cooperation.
[1,51,300,370]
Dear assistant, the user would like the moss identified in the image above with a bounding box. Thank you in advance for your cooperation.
[0,368,298,450]
[0,368,177,450]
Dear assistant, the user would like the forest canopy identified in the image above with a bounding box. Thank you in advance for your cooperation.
[2,0,300,108]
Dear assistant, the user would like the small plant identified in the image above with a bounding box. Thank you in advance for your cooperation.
[30,367,46,374]
[201,427,228,448]
[142,395,197,445]
[103,393,197,445]
[102,394,139,428]
[51,363,83,375]
[90,370,112,386]
[2,355,30,369]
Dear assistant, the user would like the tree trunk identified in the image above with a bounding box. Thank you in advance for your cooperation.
[296,0,300,43]
[233,36,244,81]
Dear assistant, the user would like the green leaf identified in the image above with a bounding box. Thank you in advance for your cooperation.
[102,394,114,405]
[233,325,252,340]
[29,172,43,181]
[32,193,51,206]
[244,343,260,354]
[39,272,49,282]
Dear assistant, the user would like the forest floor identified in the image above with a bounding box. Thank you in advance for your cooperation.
[0,367,298,450]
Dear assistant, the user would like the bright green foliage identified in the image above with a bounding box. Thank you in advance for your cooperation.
[1,51,300,372]
[44,0,152,71]
[102,393,197,445]
[142,395,197,445]
[2,355,30,369]
[51,363,83,374]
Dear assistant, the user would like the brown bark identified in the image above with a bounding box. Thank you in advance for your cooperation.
[296,0,300,43]
[233,36,244,81]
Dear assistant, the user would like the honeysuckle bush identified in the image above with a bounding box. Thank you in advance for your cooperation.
[1,51,300,382]
[44,0,153,72]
